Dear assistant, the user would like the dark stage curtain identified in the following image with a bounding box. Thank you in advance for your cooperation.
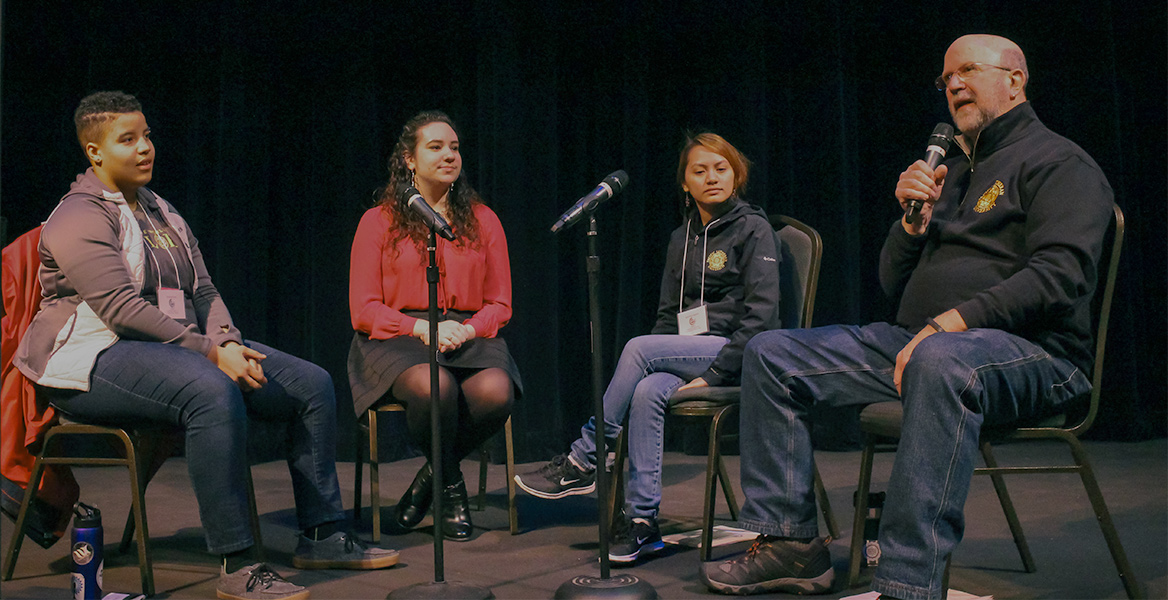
[3,1,1164,463]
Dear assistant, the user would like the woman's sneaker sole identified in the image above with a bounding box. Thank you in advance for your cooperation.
[609,539,665,564]
[513,475,596,499]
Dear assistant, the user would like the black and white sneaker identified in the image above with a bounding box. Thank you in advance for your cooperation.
[609,516,664,564]
[515,454,596,499]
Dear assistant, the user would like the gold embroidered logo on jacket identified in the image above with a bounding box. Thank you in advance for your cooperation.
[975,180,1004,213]
[707,250,728,271]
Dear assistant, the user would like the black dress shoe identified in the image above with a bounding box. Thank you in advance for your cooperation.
[394,462,433,529]
[440,477,473,541]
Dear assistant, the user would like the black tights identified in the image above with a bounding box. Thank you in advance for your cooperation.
[390,364,513,482]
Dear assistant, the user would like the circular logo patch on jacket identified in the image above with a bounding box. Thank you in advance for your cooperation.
[975,180,1004,213]
[707,250,728,271]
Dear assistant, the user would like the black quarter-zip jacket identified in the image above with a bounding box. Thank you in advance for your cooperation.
[651,197,781,386]
[879,102,1113,374]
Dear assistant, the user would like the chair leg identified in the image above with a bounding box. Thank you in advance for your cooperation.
[3,452,49,582]
[245,466,264,562]
[607,429,628,532]
[369,410,381,544]
[701,409,735,562]
[476,446,488,511]
[504,417,519,535]
[979,441,1034,572]
[119,428,162,554]
[710,406,740,521]
[942,554,951,599]
[847,437,877,587]
[812,460,839,540]
[1063,434,1141,599]
[118,429,154,597]
[354,416,367,524]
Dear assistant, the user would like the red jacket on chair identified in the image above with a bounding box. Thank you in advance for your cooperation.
[1,225,79,548]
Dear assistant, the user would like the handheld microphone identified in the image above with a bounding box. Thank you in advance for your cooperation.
[397,183,455,241]
[551,170,629,233]
[906,123,954,225]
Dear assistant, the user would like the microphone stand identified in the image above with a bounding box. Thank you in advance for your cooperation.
[554,215,657,599]
[389,229,492,600]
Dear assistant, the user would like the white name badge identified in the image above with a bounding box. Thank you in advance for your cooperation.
[157,287,186,320]
[677,304,710,336]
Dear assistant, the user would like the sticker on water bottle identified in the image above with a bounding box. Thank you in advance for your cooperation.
[72,541,95,565]
[72,573,83,597]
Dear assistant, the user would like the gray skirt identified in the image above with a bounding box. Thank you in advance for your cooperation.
[347,311,523,416]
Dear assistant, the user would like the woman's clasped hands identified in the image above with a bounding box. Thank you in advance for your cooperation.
[413,319,476,353]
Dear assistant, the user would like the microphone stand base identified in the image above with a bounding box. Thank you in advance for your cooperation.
[388,581,493,600]
[554,574,658,600]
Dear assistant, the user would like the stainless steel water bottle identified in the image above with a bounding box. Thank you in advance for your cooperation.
[71,502,103,600]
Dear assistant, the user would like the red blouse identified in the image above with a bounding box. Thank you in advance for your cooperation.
[349,203,513,340]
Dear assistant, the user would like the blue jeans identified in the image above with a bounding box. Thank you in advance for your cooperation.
[47,340,345,554]
[737,323,1089,600]
[568,334,729,519]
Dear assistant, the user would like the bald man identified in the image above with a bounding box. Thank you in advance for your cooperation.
[701,35,1114,599]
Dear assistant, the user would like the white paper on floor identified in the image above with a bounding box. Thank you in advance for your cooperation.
[661,525,758,548]
[841,591,991,600]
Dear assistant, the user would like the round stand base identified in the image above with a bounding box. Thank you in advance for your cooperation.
[553,574,658,600]
[388,581,494,599]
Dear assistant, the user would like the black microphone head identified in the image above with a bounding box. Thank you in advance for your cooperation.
[929,123,954,150]
[395,183,421,202]
[604,170,629,194]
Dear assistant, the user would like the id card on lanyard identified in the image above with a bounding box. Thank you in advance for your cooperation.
[142,208,187,322]
[158,287,186,320]
[676,216,714,336]
[678,304,709,336]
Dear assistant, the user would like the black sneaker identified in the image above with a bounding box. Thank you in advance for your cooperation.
[609,516,664,564]
[514,454,596,499]
[700,535,834,595]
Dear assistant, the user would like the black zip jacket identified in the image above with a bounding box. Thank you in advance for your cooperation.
[879,102,1113,374]
[651,197,781,386]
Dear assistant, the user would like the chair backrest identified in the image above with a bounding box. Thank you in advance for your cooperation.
[1071,203,1124,436]
[770,214,823,329]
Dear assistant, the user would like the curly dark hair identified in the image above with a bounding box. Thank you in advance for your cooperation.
[74,91,142,148]
[378,110,483,257]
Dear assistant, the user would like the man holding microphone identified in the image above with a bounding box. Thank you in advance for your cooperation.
[701,34,1114,600]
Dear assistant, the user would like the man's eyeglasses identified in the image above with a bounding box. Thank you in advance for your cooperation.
[935,62,1013,91]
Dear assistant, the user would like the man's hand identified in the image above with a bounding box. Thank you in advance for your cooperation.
[893,309,967,395]
[209,342,267,391]
[895,160,949,235]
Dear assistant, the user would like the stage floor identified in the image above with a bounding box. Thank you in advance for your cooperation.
[2,438,1165,599]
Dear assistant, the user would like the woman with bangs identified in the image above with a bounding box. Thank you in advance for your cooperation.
[516,132,780,564]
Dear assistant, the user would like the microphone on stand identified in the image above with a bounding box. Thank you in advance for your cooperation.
[905,123,954,225]
[398,183,456,241]
[551,171,630,233]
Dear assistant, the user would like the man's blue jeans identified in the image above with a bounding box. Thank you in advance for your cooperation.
[569,334,729,519]
[47,340,345,554]
[737,323,1089,600]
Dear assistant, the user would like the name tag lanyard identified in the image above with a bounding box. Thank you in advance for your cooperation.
[677,215,719,336]
[141,208,186,320]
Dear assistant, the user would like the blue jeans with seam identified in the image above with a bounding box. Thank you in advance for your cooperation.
[568,334,730,519]
[737,323,1089,600]
[47,339,345,554]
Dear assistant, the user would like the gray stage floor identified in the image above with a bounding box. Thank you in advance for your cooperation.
[2,438,1165,599]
